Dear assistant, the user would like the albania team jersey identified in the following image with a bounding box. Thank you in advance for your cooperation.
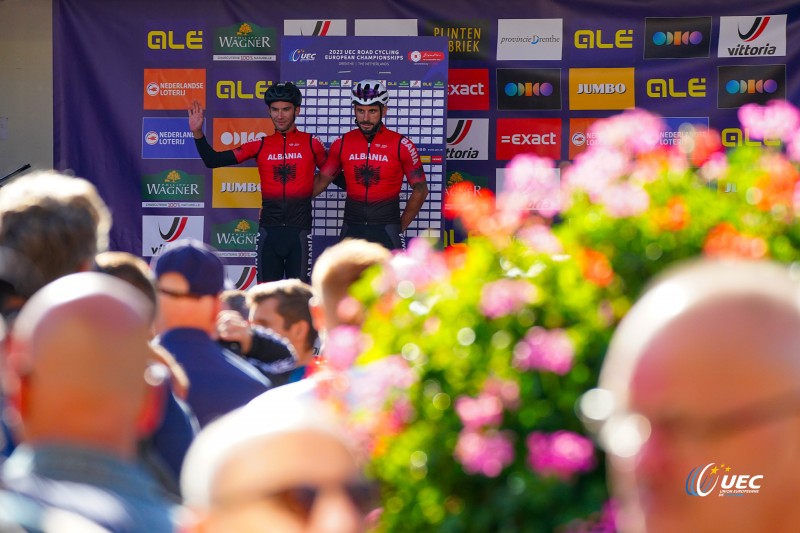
[234,128,326,228]
[320,126,426,225]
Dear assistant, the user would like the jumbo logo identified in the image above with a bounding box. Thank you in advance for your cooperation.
[569,68,635,110]
[718,65,786,108]
[646,78,707,98]
[721,128,781,148]
[574,29,633,49]
[216,80,271,99]
[147,30,203,50]
[212,168,262,208]
[644,17,711,58]
[212,118,274,151]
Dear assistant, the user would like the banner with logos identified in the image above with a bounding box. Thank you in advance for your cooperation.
[54,1,800,269]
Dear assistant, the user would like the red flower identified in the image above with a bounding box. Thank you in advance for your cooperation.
[581,249,614,287]
[656,196,690,232]
[703,222,768,259]
[689,128,723,168]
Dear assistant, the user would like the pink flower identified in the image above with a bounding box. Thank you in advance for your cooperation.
[563,146,629,200]
[479,279,537,319]
[516,224,563,255]
[499,154,561,218]
[455,394,504,430]
[589,110,666,154]
[513,327,574,374]
[387,237,448,289]
[526,430,595,479]
[599,183,650,218]
[454,430,515,477]
[324,325,363,371]
[738,100,800,142]
[482,378,520,410]
[699,151,728,183]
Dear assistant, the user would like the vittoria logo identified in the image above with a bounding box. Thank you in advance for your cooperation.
[718,65,786,108]
[354,19,418,36]
[446,118,489,160]
[496,68,561,110]
[226,265,258,290]
[644,17,711,59]
[142,215,204,257]
[718,15,786,58]
[283,19,347,36]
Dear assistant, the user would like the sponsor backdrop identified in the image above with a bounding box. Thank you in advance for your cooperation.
[54,1,800,275]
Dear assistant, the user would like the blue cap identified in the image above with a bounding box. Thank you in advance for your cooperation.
[151,239,226,297]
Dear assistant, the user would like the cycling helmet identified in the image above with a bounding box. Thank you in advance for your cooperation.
[264,82,302,106]
[352,79,390,106]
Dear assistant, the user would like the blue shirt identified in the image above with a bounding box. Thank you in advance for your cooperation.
[1,444,178,532]
[157,328,271,427]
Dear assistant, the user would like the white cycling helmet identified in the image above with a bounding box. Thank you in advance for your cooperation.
[352,79,390,106]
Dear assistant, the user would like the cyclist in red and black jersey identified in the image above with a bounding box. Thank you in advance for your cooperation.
[189,83,326,282]
[314,80,429,250]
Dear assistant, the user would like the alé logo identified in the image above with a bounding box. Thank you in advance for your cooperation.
[686,463,763,497]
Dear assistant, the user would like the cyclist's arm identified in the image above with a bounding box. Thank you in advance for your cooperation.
[399,137,428,231]
[313,137,343,196]
[401,179,429,232]
[189,99,238,168]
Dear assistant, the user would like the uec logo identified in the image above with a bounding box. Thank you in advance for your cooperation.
[725,79,779,95]
[686,463,764,497]
[504,82,553,97]
[652,31,703,46]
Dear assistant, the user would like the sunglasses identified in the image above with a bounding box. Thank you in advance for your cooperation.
[215,479,381,519]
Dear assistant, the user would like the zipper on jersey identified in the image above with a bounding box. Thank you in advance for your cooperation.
[281,132,287,226]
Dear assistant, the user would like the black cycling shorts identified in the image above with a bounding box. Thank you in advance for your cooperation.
[339,223,405,251]
[257,226,312,282]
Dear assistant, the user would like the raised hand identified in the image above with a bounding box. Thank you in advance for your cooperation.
[188,99,205,135]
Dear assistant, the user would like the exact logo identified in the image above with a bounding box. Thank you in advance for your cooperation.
[686,463,764,497]
[496,118,561,161]
[147,30,203,50]
[497,68,561,110]
[718,15,786,58]
[446,118,489,160]
[448,69,489,110]
[646,77,707,98]
[569,68,635,110]
[644,17,711,59]
[573,29,633,49]
[718,65,786,108]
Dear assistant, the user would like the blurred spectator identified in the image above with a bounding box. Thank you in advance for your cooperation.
[219,289,249,319]
[0,273,179,531]
[248,279,319,384]
[152,239,270,427]
[181,394,378,533]
[587,259,800,533]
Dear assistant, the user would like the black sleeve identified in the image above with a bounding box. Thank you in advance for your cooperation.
[245,326,297,370]
[194,135,238,168]
[332,170,347,190]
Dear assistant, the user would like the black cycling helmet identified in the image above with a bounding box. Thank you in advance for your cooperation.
[264,82,302,106]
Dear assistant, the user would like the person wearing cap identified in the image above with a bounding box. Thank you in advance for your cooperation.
[152,239,270,428]
[188,83,327,283]
[313,79,428,250]
[585,259,800,533]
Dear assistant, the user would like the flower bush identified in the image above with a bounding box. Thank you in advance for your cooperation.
[328,99,800,532]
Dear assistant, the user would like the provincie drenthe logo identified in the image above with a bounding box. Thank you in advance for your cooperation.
[686,463,764,497]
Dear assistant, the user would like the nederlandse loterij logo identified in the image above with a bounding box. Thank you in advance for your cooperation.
[213,22,277,61]
[718,15,787,58]
[686,463,764,497]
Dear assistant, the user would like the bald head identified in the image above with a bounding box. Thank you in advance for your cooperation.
[599,259,800,533]
[5,272,154,457]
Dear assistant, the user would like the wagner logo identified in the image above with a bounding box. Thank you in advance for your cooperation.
[569,68,635,110]
[141,169,204,208]
[422,20,489,60]
[646,78,707,98]
[446,118,488,160]
[212,118,274,151]
[718,65,786,108]
[644,17,711,59]
[448,69,489,111]
[718,15,786,57]
[497,68,561,110]
[212,168,262,208]
[497,19,563,60]
[496,118,561,161]
[147,30,203,50]
[226,265,258,290]
[686,463,764,497]
[284,19,347,36]
[142,216,204,257]
[217,80,271,100]
[213,22,276,61]
[143,69,206,110]
[574,29,633,49]
[290,49,317,62]
[212,219,259,257]
[722,127,781,148]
